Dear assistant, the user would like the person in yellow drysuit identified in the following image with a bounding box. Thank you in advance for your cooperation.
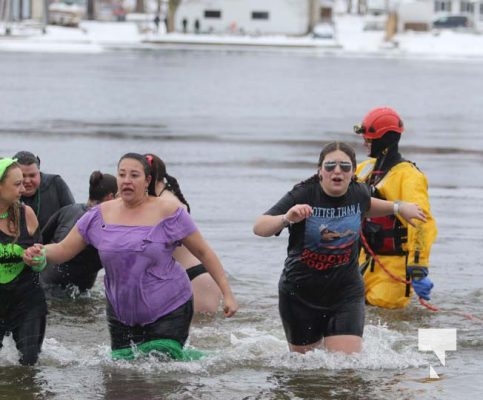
[354,107,438,309]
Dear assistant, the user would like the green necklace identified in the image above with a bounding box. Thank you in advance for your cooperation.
[0,211,8,219]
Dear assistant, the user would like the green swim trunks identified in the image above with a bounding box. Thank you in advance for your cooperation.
[111,338,204,361]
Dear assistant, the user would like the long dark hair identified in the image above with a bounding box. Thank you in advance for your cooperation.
[144,153,191,213]
[297,141,357,187]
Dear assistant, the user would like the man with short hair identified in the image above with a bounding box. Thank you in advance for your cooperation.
[354,107,438,309]
[13,151,75,231]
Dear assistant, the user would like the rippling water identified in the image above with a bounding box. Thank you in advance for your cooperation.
[1,49,483,399]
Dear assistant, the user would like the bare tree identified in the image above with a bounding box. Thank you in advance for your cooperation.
[308,0,318,33]
[135,0,145,13]
[166,0,181,32]
[86,0,95,20]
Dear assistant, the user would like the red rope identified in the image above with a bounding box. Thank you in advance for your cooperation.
[359,230,410,285]
[359,230,438,311]
[360,231,483,320]
[418,298,439,312]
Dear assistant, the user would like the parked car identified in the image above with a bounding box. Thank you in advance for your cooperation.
[433,15,471,29]
[49,2,84,27]
[312,22,335,39]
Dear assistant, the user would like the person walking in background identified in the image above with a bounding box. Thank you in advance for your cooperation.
[23,153,238,360]
[0,158,47,365]
[144,153,223,315]
[153,14,161,33]
[41,170,118,297]
[13,151,75,232]
[354,107,437,309]
[253,141,426,355]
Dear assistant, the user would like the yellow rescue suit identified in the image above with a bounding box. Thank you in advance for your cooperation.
[356,159,437,309]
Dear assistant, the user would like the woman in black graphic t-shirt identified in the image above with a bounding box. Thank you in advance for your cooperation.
[253,141,426,355]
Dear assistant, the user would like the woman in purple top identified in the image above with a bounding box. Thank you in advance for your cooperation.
[23,153,238,355]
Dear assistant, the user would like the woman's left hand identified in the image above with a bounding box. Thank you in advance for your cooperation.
[222,294,239,318]
[399,202,427,226]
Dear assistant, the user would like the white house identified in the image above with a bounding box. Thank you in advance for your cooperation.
[396,0,433,31]
[174,0,334,36]
[435,0,483,30]
[396,0,483,31]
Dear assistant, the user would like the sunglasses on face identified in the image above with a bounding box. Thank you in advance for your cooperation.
[323,161,353,173]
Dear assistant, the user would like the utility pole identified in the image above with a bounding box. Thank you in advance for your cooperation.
[86,0,95,20]
[4,0,11,35]
[42,0,49,34]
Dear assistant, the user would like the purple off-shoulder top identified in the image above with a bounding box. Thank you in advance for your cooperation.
[76,206,195,326]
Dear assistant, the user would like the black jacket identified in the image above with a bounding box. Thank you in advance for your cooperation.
[21,172,75,231]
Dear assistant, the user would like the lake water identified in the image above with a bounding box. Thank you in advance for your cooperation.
[1,48,483,400]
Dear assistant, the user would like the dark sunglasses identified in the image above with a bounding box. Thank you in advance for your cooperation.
[323,161,353,173]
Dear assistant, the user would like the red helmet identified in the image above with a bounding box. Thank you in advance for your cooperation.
[354,107,404,139]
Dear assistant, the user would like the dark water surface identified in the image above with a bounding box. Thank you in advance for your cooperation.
[1,49,483,399]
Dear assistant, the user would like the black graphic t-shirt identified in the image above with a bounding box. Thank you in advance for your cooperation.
[265,180,371,307]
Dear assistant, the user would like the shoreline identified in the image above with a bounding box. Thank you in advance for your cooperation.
[1,15,483,61]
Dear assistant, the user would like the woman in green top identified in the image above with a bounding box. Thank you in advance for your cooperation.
[0,157,46,365]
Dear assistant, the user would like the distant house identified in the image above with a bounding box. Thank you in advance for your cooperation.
[397,0,483,31]
[397,0,433,31]
[366,0,389,15]
[174,0,335,36]
[0,0,36,20]
[1,0,68,23]
[436,0,483,31]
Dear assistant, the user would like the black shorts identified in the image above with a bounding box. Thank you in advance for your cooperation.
[278,289,364,346]
[107,298,194,351]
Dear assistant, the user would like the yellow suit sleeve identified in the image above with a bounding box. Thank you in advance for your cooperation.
[376,162,438,267]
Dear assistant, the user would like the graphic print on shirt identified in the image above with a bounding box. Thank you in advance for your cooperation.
[301,203,362,271]
[0,242,25,283]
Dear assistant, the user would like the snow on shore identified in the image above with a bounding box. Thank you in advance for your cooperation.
[1,13,483,60]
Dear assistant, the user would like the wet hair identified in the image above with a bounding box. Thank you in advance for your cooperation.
[88,171,118,202]
[118,152,156,196]
[12,151,40,167]
[297,141,357,187]
[0,161,22,242]
[144,153,191,212]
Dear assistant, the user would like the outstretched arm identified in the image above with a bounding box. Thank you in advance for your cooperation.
[368,198,426,226]
[23,226,87,268]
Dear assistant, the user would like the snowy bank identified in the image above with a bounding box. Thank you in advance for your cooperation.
[1,14,483,60]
